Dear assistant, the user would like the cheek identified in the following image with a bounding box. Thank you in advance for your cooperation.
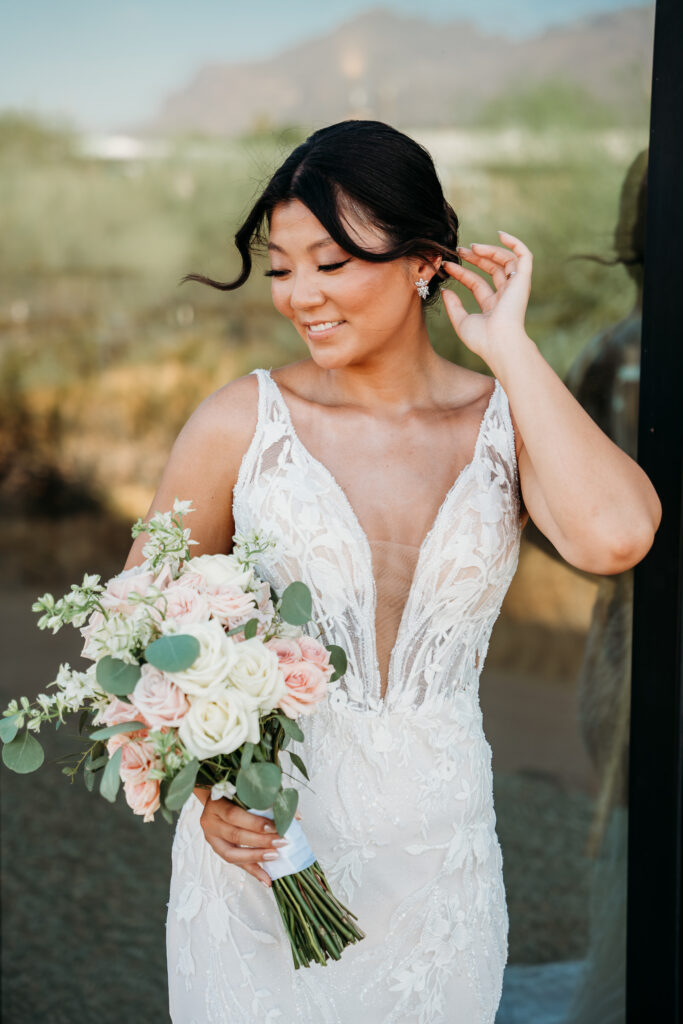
[271,282,293,319]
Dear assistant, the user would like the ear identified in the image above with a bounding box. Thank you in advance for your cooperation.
[412,254,443,281]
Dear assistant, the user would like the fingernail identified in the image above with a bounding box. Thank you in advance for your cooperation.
[272,838,289,847]
[260,879,271,889]
[263,851,279,860]
[263,824,276,833]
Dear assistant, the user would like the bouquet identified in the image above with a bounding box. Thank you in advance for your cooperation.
[0,499,365,968]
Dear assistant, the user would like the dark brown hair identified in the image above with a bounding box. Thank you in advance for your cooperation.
[181,119,462,306]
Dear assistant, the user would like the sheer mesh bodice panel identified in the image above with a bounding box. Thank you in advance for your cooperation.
[232,368,522,715]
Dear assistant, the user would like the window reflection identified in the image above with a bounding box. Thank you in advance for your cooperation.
[491,150,647,1024]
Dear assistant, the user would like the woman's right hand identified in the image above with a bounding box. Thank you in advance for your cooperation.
[194,788,291,889]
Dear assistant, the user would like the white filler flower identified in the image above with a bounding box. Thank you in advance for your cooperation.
[179,690,260,759]
[165,620,238,698]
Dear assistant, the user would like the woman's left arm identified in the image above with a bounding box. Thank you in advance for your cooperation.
[441,231,662,576]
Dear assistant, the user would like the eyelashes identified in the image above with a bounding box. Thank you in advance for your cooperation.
[264,258,351,278]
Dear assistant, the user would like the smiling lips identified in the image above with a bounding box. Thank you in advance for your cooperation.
[305,320,345,335]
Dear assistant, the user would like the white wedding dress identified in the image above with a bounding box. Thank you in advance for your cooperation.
[166,366,523,1023]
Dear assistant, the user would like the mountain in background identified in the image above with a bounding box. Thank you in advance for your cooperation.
[133,5,655,137]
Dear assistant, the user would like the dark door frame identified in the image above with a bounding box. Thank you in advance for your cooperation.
[627,1,683,1020]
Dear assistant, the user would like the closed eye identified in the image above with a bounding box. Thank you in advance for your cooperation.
[264,258,351,278]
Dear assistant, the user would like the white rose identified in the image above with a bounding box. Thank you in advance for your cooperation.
[179,690,260,759]
[165,620,237,698]
[227,637,286,714]
[182,553,253,590]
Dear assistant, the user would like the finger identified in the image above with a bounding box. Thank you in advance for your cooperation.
[209,834,283,867]
[457,247,508,289]
[218,801,283,837]
[211,818,285,849]
[442,261,494,307]
[242,862,273,889]
[440,287,469,333]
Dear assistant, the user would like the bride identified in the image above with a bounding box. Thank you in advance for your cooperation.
[123,121,660,1023]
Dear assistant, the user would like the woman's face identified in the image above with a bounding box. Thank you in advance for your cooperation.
[266,199,428,369]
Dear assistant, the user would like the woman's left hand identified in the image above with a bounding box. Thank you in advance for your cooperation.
[440,230,533,367]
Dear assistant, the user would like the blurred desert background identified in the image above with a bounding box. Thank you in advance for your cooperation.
[1,3,653,1021]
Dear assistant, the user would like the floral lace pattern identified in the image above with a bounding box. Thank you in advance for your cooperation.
[167,367,522,1023]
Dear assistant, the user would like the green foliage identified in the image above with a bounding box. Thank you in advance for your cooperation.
[99,746,122,802]
[272,786,298,836]
[0,713,21,744]
[279,582,313,625]
[144,634,200,673]
[89,721,146,741]
[325,644,347,682]
[243,618,258,639]
[288,751,309,781]
[236,761,282,809]
[276,714,304,743]
[164,759,199,811]
[95,656,141,696]
[478,79,618,131]
[1,730,45,773]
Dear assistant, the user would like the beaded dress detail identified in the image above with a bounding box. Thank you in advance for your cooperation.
[166,367,523,1023]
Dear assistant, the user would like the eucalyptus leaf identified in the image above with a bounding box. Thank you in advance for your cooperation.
[84,769,95,792]
[100,746,122,803]
[243,618,258,640]
[241,742,254,770]
[2,730,44,774]
[277,714,304,743]
[273,787,299,836]
[87,754,108,772]
[96,656,141,696]
[144,634,200,673]
[236,762,282,809]
[165,759,200,811]
[326,644,348,682]
[288,751,309,780]
[0,713,21,744]
[279,581,312,625]
[89,720,146,741]
[77,709,89,735]
[160,806,175,825]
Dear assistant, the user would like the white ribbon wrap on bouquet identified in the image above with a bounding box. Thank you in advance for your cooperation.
[250,808,316,881]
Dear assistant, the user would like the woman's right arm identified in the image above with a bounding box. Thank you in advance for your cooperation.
[121,372,288,888]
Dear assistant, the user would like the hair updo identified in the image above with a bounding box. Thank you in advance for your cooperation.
[181,119,462,307]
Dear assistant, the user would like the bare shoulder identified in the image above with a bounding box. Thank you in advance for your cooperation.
[186,371,259,447]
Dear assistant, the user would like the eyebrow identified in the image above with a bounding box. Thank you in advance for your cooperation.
[267,236,338,254]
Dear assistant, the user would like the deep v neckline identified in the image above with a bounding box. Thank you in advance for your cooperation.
[263,368,500,707]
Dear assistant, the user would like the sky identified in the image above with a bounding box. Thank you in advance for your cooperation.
[0,0,650,133]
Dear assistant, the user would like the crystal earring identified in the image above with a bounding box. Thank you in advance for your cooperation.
[415,277,430,300]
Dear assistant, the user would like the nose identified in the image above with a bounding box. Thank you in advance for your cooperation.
[288,270,325,311]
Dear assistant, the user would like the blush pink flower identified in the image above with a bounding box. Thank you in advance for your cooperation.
[98,697,148,729]
[154,578,211,626]
[123,777,160,823]
[207,585,258,629]
[79,610,105,660]
[131,664,189,728]
[265,637,303,665]
[100,568,156,615]
[278,660,328,718]
[298,636,333,677]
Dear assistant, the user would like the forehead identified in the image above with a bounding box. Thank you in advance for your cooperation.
[268,198,388,254]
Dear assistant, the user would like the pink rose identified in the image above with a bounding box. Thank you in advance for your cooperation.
[118,736,157,782]
[278,660,328,718]
[265,637,303,665]
[99,697,148,730]
[153,578,211,626]
[123,777,160,823]
[131,664,189,728]
[206,585,257,629]
[100,568,156,615]
[298,636,333,676]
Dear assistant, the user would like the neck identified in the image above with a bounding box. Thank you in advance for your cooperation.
[310,321,448,412]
